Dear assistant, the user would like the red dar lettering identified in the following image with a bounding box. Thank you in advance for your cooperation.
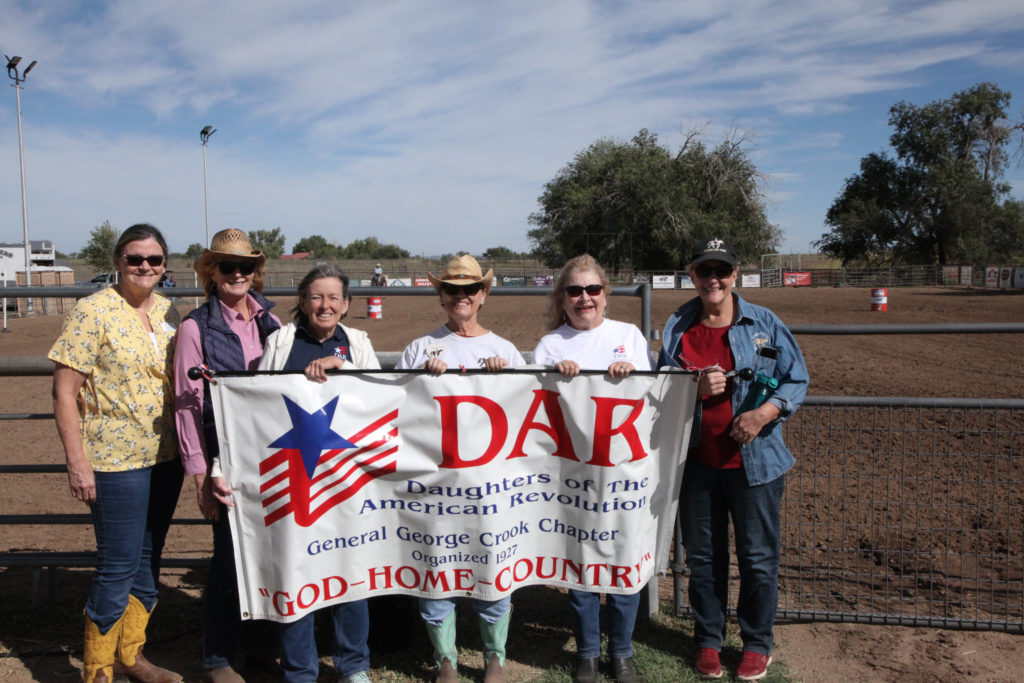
[434,391,648,469]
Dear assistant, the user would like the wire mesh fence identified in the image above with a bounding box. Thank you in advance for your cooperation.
[674,399,1024,632]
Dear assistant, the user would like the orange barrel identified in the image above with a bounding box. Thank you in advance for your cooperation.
[367,296,383,319]
[870,288,888,311]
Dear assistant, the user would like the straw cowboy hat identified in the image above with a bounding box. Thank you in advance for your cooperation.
[194,229,265,273]
[194,229,267,294]
[427,254,494,292]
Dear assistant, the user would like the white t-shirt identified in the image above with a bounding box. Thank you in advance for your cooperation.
[532,319,653,371]
[397,325,526,370]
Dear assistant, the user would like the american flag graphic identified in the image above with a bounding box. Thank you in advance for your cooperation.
[258,395,399,527]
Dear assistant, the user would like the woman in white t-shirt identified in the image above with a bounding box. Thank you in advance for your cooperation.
[396,254,523,683]
[531,254,652,683]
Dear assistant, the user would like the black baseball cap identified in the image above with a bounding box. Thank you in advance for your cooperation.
[687,237,738,268]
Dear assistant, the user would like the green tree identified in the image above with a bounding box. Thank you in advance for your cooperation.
[248,228,286,259]
[818,83,1024,265]
[185,243,205,261]
[528,129,778,270]
[341,237,411,259]
[482,246,529,261]
[293,235,339,259]
[79,220,119,271]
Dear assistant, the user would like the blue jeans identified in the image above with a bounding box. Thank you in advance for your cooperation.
[568,589,641,659]
[202,511,241,669]
[680,460,784,655]
[279,600,370,681]
[87,459,184,632]
[418,596,511,625]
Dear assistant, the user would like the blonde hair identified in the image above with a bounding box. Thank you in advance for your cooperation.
[546,254,611,330]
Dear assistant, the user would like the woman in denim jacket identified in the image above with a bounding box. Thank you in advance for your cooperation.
[658,237,808,681]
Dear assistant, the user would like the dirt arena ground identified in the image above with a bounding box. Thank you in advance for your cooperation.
[1,286,1022,681]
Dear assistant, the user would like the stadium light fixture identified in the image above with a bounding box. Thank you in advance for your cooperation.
[200,126,217,246]
[6,55,37,314]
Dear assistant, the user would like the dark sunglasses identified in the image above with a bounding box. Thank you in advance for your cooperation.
[694,263,735,279]
[122,254,164,267]
[217,261,257,276]
[565,284,604,297]
[441,282,483,296]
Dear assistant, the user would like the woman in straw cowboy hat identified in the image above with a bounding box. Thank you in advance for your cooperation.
[174,228,282,682]
[396,254,523,683]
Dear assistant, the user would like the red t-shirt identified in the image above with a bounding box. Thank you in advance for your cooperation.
[682,321,742,469]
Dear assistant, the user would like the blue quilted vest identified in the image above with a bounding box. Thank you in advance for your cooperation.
[183,291,280,458]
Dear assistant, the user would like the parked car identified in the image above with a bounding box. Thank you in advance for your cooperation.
[75,272,118,288]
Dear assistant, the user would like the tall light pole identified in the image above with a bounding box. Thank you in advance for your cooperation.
[7,55,37,313]
[200,125,216,246]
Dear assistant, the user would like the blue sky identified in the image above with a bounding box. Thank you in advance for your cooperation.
[1,0,1023,257]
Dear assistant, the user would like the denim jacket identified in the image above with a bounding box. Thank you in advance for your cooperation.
[658,292,809,485]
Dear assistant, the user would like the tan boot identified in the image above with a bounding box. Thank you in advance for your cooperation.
[436,659,458,683]
[113,595,182,683]
[423,611,458,683]
[479,609,511,683]
[483,653,508,683]
[83,611,123,683]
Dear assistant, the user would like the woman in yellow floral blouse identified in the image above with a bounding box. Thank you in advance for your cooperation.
[50,224,184,683]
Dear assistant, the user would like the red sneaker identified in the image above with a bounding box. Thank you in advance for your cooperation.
[737,651,772,681]
[695,648,722,679]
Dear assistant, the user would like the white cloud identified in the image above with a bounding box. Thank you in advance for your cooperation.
[0,0,1022,255]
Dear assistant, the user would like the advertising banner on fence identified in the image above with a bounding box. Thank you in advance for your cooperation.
[1000,267,1013,288]
[961,266,974,286]
[1015,267,1024,289]
[741,274,761,288]
[783,271,811,286]
[985,267,999,287]
[652,275,675,289]
[211,371,696,622]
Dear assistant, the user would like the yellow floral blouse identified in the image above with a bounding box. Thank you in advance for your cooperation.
[48,287,181,472]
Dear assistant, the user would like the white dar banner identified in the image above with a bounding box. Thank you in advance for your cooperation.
[211,370,696,623]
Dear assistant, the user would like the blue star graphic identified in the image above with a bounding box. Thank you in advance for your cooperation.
[269,395,357,480]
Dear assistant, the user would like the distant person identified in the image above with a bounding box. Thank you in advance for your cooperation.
[163,273,176,288]
[371,263,384,286]
[49,223,184,683]
[658,237,808,682]
[531,254,651,683]
[174,229,281,683]
[259,264,379,683]
[396,254,522,683]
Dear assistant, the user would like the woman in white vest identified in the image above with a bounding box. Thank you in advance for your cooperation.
[259,264,379,683]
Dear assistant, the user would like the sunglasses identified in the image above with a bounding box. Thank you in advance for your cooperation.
[217,261,257,276]
[122,254,164,267]
[441,282,483,296]
[565,284,604,297]
[694,263,735,279]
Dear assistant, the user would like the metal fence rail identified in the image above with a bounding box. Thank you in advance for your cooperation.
[4,286,1023,630]
[673,398,1024,632]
